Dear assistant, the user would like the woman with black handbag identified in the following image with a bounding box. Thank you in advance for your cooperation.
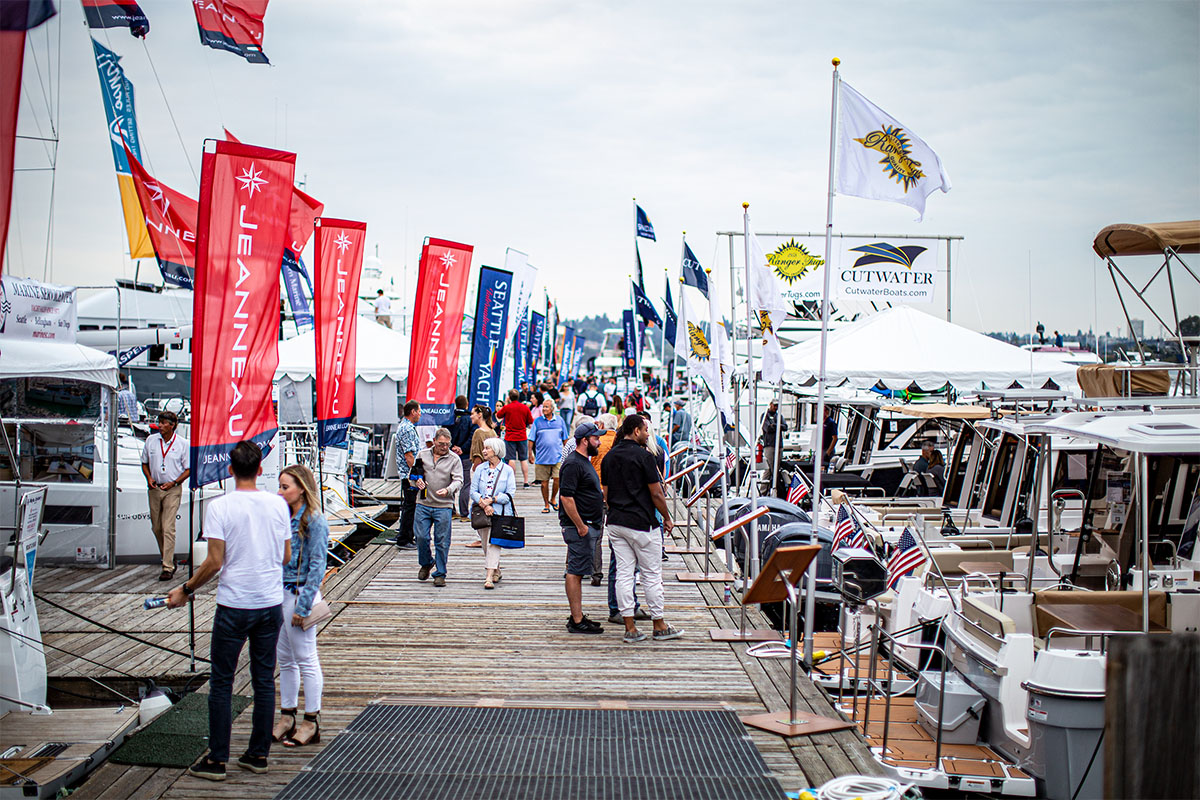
[470,437,516,589]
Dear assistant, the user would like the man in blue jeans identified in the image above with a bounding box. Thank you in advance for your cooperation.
[167,441,291,781]
[412,428,463,587]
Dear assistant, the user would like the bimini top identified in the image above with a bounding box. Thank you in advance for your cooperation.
[1025,411,1200,455]
[1092,221,1200,258]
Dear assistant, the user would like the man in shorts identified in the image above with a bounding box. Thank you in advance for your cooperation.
[497,389,533,487]
[558,422,605,634]
[530,398,568,513]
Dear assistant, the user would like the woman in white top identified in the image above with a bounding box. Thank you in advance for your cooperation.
[469,437,516,590]
[558,382,576,428]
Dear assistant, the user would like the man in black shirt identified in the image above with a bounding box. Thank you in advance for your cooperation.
[821,406,839,468]
[559,422,606,634]
[600,414,683,644]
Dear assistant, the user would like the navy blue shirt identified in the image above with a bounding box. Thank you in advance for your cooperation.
[600,439,661,531]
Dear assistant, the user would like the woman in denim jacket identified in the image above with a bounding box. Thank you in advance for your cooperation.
[470,437,516,589]
[273,464,329,747]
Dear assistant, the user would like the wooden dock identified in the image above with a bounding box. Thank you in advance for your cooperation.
[61,484,878,798]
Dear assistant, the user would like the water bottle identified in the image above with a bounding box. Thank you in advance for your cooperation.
[722,585,732,606]
[144,597,168,610]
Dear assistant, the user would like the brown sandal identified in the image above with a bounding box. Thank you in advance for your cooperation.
[272,709,296,742]
[283,712,320,747]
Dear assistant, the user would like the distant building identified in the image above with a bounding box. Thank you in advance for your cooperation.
[1130,319,1145,339]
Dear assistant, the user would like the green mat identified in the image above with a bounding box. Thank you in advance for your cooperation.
[110,692,252,768]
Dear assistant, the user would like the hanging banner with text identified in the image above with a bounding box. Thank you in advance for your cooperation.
[190,139,295,487]
[468,266,513,411]
[622,309,638,377]
[0,276,77,342]
[512,315,529,391]
[407,237,473,423]
[754,234,943,308]
[499,247,536,391]
[314,217,366,449]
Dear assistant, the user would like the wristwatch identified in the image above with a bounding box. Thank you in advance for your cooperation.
[180,583,194,598]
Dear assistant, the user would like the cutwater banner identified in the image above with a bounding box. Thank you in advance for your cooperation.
[562,327,575,381]
[621,309,637,377]
[527,310,545,382]
[314,218,366,449]
[469,266,513,410]
[572,335,586,378]
[190,140,295,487]
[512,315,529,390]
[408,238,473,423]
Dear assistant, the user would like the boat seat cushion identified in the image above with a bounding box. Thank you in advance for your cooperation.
[961,595,1017,642]
[933,550,1015,576]
[1031,589,1168,637]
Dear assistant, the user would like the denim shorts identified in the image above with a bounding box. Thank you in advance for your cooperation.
[562,525,600,576]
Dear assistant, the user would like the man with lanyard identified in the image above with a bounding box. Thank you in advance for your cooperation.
[390,401,422,549]
[627,386,646,414]
[601,414,683,643]
[141,410,189,580]
[530,398,569,514]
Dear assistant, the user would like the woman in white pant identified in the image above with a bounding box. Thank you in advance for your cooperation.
[273,464,328,747]
[470,437,516,589]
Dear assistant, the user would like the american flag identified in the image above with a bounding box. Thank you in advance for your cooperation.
[785,473,809,505]
[886,528,928,589]
[832,505,856,550]
[724,449,736,471]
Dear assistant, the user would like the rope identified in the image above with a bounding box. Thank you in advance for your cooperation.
[34,592,211,663]
[816,775,915,800]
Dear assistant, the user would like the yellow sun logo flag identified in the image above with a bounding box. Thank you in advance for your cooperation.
[687,321,711,361]
[769,239,824,285]
[854,125,925,192]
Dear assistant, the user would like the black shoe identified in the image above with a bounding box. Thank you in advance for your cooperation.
[236,753,269,774]
[396,541,417,550]
[158,568,176,581]
[568,616,604,634]
[433,575,446,587]
[188,756,226,781]
[590,574,603,587]
[418,565,431,581]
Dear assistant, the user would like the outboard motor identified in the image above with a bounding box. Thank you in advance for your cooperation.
[756,520,837,630]
[714,497,808,563]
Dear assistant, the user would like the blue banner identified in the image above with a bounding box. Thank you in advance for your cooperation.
[681,241,708,297]
[663,279,677,345]
[513,315,529,390]
[632,280,662,327]
[572,335,586,378]
[562,326,575,381]
[622,309,638,377]
[91,38,142,171]
[528,310,545,383]
[282,249,313,331]
[636,204,655,241]
[468,266,513,411]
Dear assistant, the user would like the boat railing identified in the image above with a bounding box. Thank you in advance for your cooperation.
[865,621,952,768]
[1044,626,1145,654]
[924,569,1031,594]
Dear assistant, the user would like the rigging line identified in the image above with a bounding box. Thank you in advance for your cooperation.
[33,591,213,664]
[23,26,55,139]
[2,624,143,687]
[140,38,199,190]
[18,83,54,165]
[41,152,56,281]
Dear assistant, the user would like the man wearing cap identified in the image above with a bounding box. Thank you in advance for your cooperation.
[558,422,606,634]
[670,398,692,446]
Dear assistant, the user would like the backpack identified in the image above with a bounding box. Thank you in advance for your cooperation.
[582,391,600,417]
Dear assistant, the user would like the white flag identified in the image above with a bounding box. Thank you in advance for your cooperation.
[748,219,787,383]
[677,288,732,418]
[836,81,950,221]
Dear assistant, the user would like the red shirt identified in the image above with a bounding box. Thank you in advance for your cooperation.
[498,401,533,441]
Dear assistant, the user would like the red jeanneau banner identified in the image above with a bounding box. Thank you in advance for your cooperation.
[314,217,366,450]
[407,237,473,423]
[125,146,198,288]
[193,0,270,64]
[190,139,295,487]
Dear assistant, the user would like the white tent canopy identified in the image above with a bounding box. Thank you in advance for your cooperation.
[275,317,410,383]
[0,338,119,387]
[779,306,1079,392]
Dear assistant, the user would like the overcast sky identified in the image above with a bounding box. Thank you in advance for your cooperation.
[7,0,1198,338]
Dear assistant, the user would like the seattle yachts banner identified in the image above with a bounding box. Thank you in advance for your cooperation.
[314,218,366,449]
[562,327,576,381]
[512,315,529,390]
[468,266,512,410]
[190,139,294,487]
[408,238,473,423]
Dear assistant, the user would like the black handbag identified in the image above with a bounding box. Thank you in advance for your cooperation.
[489,515,525,549]
[470,467,502,530]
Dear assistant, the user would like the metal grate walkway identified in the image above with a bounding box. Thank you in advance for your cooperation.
[275,704,788,800]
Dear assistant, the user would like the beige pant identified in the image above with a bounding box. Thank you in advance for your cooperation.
[148,484,183,570]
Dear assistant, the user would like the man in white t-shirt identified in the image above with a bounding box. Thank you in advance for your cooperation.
[168,441,291,781]
[373,289,392,328]
[140,410,190,580]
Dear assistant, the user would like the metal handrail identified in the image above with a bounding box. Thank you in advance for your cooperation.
[866,621,952,768]
[1044,626,1146,654]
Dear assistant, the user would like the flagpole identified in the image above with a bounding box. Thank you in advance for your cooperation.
[727,233,741,487]
[804,57,841,665]
[706,268,731,550]
[659,267,669,402]
[742,204,761,581]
